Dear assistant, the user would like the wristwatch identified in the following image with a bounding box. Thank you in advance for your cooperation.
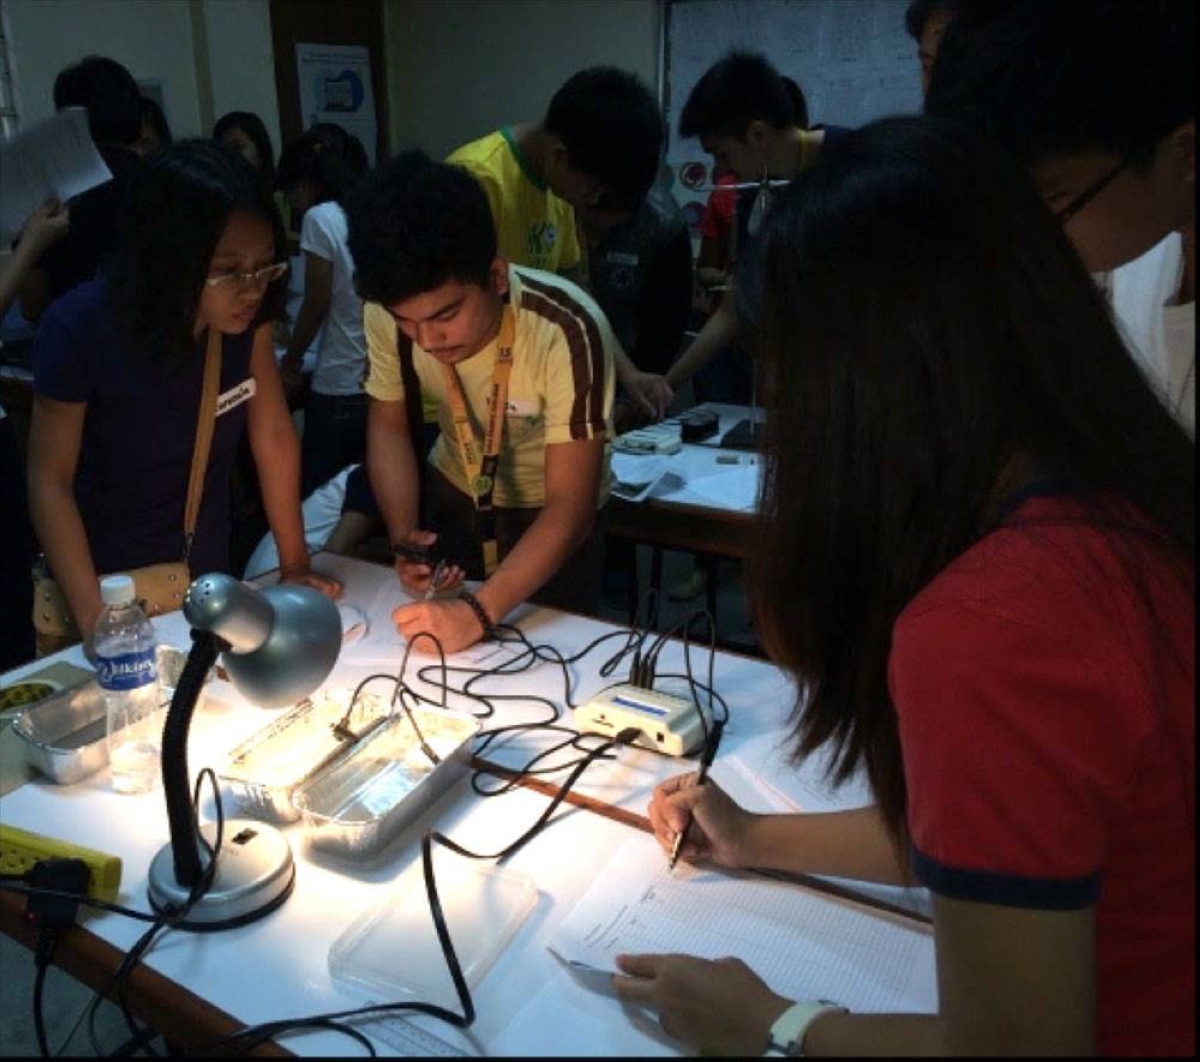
[764,1000,846,1056]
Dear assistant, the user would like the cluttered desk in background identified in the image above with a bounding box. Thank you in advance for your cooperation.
[0,553,935,1056]
[607,404,762,630]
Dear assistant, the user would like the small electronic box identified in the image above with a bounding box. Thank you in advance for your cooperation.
[575,684,712,757]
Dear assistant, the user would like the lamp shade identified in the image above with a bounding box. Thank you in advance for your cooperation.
[182,574,341,707]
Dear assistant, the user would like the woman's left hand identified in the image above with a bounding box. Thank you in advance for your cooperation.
[279,563,344,600]
[612,953,791,1056]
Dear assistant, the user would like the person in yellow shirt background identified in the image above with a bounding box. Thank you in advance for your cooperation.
[448,67,672,421]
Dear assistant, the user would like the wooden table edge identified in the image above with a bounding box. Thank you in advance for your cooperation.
[0,887,291,1056]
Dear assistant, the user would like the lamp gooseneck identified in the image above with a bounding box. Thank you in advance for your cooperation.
[161,629,221,889]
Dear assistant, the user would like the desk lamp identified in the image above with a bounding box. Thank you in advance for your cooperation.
[147,573,341,928]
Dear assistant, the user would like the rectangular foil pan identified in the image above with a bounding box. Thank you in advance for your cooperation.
[220,687,392,823]
[12,646,191,785]
[292,704,480,859]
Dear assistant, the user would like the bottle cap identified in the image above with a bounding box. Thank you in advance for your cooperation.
[100,574,136,606]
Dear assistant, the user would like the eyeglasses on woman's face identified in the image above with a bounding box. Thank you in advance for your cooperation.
[204,261,288,290]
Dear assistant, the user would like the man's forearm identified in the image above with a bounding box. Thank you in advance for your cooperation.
[366,405,420,543]
[613,343,639,387]
[283,295,328,366]
[473,498,594,625]
[665,293,737,389]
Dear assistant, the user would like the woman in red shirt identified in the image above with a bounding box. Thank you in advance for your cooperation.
[616,116,1195,1055]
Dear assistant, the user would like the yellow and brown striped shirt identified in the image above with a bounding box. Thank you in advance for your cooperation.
[363,265,614,508]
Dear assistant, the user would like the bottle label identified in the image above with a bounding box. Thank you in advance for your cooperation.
[97,648,158,691]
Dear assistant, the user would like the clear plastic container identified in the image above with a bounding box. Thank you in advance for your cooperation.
[328,855,537,1009]
[220,688,392,822]
[291,705,480,858]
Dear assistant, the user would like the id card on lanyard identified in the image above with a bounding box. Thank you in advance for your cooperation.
[442,304,516,575]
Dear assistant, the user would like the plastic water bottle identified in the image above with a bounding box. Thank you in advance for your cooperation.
[94,575,161,794]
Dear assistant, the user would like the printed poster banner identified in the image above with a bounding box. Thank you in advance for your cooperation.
[295,42,378,162]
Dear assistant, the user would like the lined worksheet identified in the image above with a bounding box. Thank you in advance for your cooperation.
[549,834,937,1014]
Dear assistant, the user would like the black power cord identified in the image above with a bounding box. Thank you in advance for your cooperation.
[22,857,90,1057]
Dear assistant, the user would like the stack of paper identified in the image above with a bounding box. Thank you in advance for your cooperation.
[549,833,937,1014]
[610,454,684,503]
[0,108,111,239]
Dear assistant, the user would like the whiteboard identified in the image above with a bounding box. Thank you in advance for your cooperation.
[664,0,923,227]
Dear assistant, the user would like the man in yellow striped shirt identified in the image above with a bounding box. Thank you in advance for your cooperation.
[347,151,616,654]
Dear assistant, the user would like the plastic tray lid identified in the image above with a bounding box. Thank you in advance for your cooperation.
[328,853,538,1009]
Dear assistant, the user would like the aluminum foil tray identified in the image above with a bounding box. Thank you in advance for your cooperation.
[292,705,480,859]
[12,645,192,785]
[220,687,392,823]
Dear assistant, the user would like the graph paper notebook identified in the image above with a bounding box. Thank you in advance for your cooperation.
[548,832,937,1014]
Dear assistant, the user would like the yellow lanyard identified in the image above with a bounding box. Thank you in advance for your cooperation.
[441,304,516,574]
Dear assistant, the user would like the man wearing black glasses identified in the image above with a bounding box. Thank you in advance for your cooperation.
[928,0,1194,433]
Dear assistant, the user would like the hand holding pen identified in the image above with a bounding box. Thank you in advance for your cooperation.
[424,557,449,600]
[668,720,726,870]
[392,533,464,598]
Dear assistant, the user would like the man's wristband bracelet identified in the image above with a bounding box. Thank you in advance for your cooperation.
[457,590,494,641]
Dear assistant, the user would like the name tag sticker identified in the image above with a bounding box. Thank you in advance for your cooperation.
[216,378,256,416]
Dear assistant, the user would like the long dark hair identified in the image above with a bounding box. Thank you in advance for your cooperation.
[276,122,369,207]
[110,140,286,362]
[750,116,1195,841]
[212,110,277,188]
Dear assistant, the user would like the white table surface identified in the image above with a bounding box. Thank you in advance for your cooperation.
[0,553,930,1055]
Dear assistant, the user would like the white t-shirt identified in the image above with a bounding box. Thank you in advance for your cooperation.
[244,463,356,578]
[1105,232,1195,436]
[300,201,367,397]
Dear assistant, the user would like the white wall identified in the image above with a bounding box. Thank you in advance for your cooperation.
[5,0,279,151]
[6,0,662,162]
[197,0,281,153]
[6,0,203,137]
[383,0,661,159]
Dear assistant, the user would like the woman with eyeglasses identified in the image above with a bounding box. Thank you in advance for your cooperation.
[28,140,341,644]
[619,117,1194,1055]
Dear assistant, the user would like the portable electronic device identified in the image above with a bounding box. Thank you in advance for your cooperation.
[575,684,712,757]
[678,408,720,443]
[392,541,441,565]
[612,425,683,456]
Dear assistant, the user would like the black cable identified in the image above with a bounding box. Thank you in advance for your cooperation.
[397,606,730,797]
[470,730,618,797]
[83,766,226,1057]
[33,928,54,1058]
[187,829,477,1057]
[437,730,640,863]
[21,857,90,1058]
[0,883,165,922]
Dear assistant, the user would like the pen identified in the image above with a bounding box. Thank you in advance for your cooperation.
[669,718,725,870]
[424,557,449,601]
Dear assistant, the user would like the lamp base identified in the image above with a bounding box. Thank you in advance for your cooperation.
[147,818,295,931]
